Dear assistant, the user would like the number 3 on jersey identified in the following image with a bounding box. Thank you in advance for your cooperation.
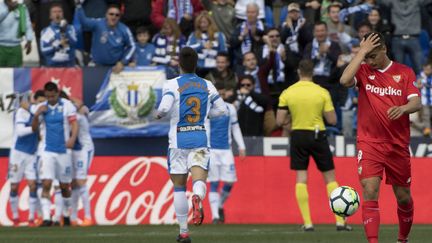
[186,96,201,123]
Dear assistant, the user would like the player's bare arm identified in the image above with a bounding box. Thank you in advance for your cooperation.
[387,96,422,120]
[340,33,381,87]
[66,120,79,149]
[31,105,47,132]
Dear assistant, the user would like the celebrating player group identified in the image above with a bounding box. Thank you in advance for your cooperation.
[8,81,94,227]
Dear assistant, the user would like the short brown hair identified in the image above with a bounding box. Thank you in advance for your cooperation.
[179,47,198,73]
[298,59,314,77]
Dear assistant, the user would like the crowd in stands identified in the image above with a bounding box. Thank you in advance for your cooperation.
[2,0,432,137]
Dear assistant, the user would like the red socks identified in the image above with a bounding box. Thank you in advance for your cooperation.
[397,198,414,241]
[362,200,380,243]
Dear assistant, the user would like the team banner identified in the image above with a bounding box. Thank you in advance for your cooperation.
[0,156,431,225]
[89,66,169,138]
[0,68,82,148]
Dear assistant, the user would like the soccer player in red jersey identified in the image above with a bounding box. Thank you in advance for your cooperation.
[340,32,421,243]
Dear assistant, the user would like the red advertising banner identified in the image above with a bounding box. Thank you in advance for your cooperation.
[0,156,431,226]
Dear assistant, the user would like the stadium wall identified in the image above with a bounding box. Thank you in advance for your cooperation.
[0,156,431,226]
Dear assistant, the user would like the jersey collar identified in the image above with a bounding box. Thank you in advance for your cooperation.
[378,61,393,73]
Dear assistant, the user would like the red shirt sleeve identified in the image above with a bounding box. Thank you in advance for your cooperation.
[405,67,421,99]
[151,0,165,29]
[355,64,367,87]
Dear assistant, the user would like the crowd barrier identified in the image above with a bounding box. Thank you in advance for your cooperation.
[0,156,431,226]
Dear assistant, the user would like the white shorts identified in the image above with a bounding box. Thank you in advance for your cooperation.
[72,149,94,179]
[8,149,37,183]
[39,151,72,183]
[168,147,210,174]
[208,149,237,182]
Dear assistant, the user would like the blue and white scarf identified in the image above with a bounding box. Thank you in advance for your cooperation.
[420,71,432,106]
[198,33,218,68]
[167,0,193,24]
[311,37,332,77]
[284,17,305,53]
[240,20,265,55]
[262,44,285,84]
[152,34,183,64]
[338,3,372,22]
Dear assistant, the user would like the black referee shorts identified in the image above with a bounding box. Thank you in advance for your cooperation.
[290,130,335,172]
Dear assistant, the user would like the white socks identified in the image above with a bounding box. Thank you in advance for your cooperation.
[79,185,91,218]
[63,196,71,217]
[9,195,19,219]
[173,187,189,234]
[209,192,220,220]
[53,190,63,221]
[192,180,206,200]
[28,192,38,221]
[41,197,51,221]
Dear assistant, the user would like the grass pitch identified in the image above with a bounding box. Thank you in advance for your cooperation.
[0,224,431,243]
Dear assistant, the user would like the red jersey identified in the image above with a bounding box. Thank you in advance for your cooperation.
[355,61,420,146]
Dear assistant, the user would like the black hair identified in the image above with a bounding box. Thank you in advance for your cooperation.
[136,26,150,35]
[50,2,63,11]
[179,47,198,73]
[239,75,256,85]
[363,31,386,49]
[314,20,328,29]
[44,82,59,92]
[59,90,69,99]
[33,90,45,100]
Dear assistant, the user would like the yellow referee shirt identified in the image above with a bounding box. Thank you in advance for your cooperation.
[278,81,334,131]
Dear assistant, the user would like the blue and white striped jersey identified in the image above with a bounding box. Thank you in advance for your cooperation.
[157,73,227,149]
[13,108,38,155]
[210,103,246,150]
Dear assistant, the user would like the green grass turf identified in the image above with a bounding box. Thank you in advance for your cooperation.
[0,224,431,243]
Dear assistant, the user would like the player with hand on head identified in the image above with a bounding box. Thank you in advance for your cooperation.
[208,83,246,224]
[340,32,421,243]
[31,82,78,227]
[8,90,45,227]
[155,47,227,243]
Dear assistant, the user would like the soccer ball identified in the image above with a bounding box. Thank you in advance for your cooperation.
[329,186,360,217]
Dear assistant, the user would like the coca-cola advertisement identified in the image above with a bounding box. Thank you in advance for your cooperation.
[0,156,431,225]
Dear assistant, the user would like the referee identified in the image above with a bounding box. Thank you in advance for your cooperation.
[276,59,352,232]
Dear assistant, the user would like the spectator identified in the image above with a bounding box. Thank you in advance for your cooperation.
[119,0,152,35]
[367,7,392,53]
[187,11,227,77]
[152,18,186,78]
[0,0,33,67]
[75,3,135,73]
[234,75,269,136]
[201,0,236,41]
[280,2,313,86]
[231,3,266,65]
[234,0,265,20]
[417,62,432,136]
[379,0,432,74]
[304,21,342,131]
[326,3,355,50]
[28,0,75,65]
[237,52,272,96]
[303,0,322,24]
[40,3,77,67]
[150,0,204,36]
[205,52,238,100]
[262,28,288,106]
[129,26,155,67]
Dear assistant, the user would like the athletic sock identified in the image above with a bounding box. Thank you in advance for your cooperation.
[71,188,80,221]
[53,190,63,221]
[397,198,414,240]
[41,197,51,221]
[63,196,71,217]
[28,191,38,221]
[192,180,206,200]
[362,200,380,243]
[326,181,345,225]
[79,185,91,219]
[295,183,312,227]
[9,192,19,219]
[219,183,233,208]
[173,187,188,234]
